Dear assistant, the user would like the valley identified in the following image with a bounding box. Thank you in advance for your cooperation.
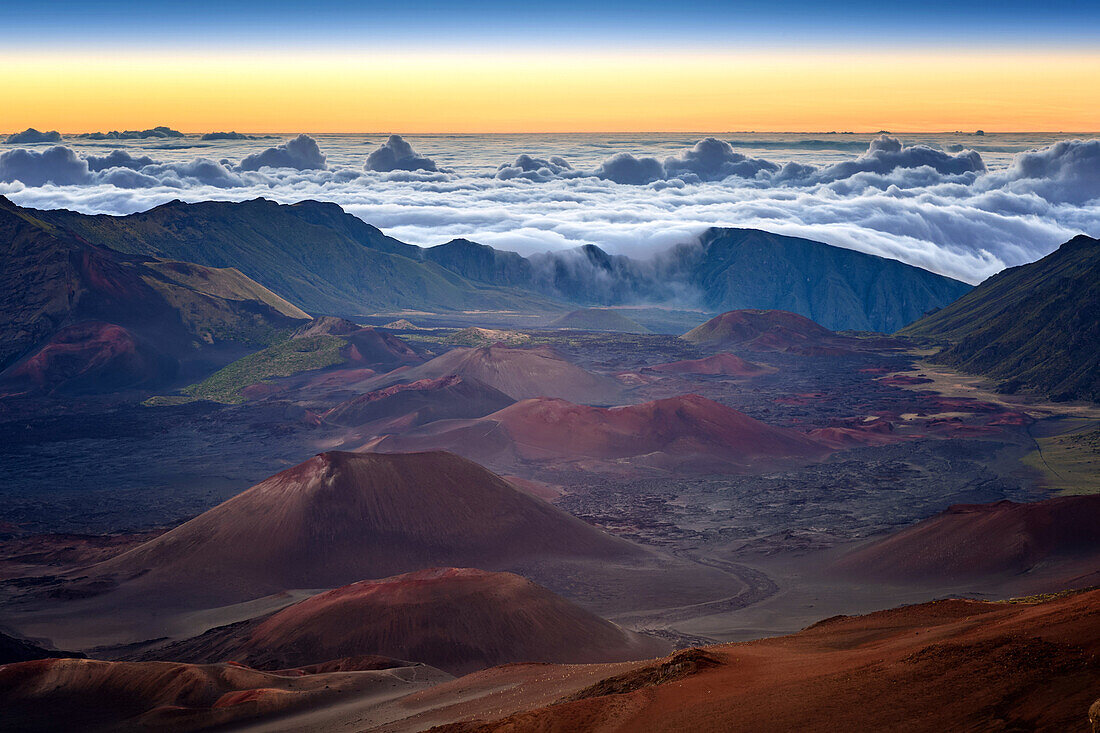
[0,200,1096,732]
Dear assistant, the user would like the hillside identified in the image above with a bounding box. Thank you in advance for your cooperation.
[86,451,642,607]
[33,198,563,317]
[21,198,969,331]
[325,375,515,430]
[547,308,651,333]
[362,345,623,404]
[681,309,852,354]
[901,235,1100,402]
[0,196,308,394]
[415,588,1100,733]
[367,394,832,473]
[832,495,1100,587]
[136,568,668,675]
[676,228,972,332]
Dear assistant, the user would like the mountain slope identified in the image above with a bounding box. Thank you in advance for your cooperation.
[23,198,968,331]
[0,196,308,393]
[678,228,972,332]
[901,235,1100,401]
[136,568,668,675]
[833,495,1100,587]
[33,198,563,317]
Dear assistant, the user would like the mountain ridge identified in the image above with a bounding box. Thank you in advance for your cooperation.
[901,234,1100,402]
[11,196,971,332]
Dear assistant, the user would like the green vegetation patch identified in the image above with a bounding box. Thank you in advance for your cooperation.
[1021,422,1100,495]
[181,334,347,404]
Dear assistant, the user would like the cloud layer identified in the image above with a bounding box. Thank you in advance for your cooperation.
[2,133,1098,285]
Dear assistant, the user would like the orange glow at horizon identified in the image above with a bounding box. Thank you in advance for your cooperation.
[3,49,1098,133]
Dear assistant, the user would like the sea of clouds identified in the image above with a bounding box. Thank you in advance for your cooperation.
[1,129,1098,284]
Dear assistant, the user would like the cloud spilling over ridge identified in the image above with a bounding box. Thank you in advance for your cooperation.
[2,136,1099,285]
[365,135,439,172]
[238,134,328,171]
[5,128,62,144]
[496,155,574,182]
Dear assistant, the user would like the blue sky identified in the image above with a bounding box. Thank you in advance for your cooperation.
[7,0,1100,51]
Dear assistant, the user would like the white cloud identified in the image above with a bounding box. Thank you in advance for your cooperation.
[0,147,91,186]
[1,136,1098,286]
[237,134,327,171]
[364,135,439,172]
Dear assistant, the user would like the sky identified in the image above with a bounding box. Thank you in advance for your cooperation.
[3,0,1099,132]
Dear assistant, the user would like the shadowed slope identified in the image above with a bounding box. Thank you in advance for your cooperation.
[0,196,308,394]
[833,495,1100,587]
[325,375,515,430]
[901,235,1100,402]
[0,656,449,733]
[136,568,669,675]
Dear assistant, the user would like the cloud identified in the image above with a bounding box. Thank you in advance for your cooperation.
[810,135,986,183]
[201,131,257,141]
[495,154,574,181]
[75,126,184,140]
[993,138,1100,204]
[364,135,439,172]
[662,137,780,181]
[594,152,666,185]
[1,135,1098,288]
[594,138,779,184]
[137,158,244,187]
[85,150,157,172]
[238,134,327,171]
[4,128,62,144]
[0,147,91,186]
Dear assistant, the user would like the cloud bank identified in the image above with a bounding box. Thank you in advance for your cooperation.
[5,128,62,144]
[1,133,1098,286]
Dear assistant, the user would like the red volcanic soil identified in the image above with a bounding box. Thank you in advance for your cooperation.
[0,322,166,395]
[808,420,903,448]
[87,451,640,606]
[324,375,514,430]
[364,345,622,404]
[681,309,849,353]
[368,394,832,473]
[644,353,776,378]
[0,656,449,733]
[427,588,1100,733]
[833,495,1100,587]
[139,568,667,675]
